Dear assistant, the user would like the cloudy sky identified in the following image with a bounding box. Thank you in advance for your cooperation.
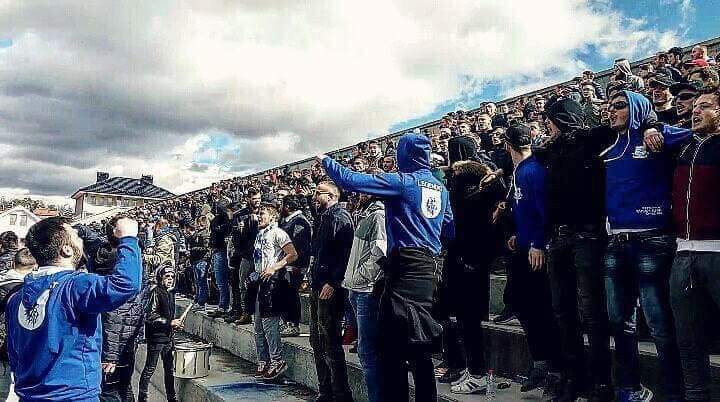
[1,0,718,205]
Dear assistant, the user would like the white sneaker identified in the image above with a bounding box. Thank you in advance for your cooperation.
[450,369,470,387]
[450,374,487,394]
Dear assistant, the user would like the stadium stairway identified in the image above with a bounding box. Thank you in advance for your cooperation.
[175,274,720,401]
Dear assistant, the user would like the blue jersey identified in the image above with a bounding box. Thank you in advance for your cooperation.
[322,133,454,255]
[6,237,142,402]
[512,155,547,249]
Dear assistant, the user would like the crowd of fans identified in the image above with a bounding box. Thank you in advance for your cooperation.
[0,43,719,402]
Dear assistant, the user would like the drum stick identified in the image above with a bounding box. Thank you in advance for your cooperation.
[179,302,194,324]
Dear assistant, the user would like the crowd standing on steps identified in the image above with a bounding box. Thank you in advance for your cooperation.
[2,42,720,402]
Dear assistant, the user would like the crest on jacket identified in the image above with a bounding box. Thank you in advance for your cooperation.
[419,181,441,219]
[17,289,50,331]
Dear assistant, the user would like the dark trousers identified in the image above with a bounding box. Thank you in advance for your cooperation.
[309,288,353,402]
[229,265,242,315]
[285,268,304,325]
[378,248,440,402]
[670,251,720,401]
[100,342,138,402]
[604,233,683,399]
[546,227,612,390]
[510,248,562,369]
[138,342,176,402]
[445,253,489,375]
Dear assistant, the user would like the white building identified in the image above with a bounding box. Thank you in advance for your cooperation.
[71,172,175,219]
[0,206,42,239]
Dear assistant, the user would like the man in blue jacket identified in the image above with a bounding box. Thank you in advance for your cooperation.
[6,216,142,402]
[318,132,454,402]
[602,91,682,402]
[504,124,563,397]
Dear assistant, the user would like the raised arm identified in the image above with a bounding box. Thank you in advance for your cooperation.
[320,155,403,197]
[71,219,142,314]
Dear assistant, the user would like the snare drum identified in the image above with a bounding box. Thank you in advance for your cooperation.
[174,341,212,379]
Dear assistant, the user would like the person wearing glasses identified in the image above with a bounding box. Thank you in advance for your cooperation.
[644,87,720,402]
[669,81,702,129]
[601,90,682,402]
[317,132,454,402]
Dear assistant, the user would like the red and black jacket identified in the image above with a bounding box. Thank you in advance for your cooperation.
[672,134,720,240]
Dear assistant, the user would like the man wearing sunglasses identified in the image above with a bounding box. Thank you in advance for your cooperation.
[317,132,454,402]
[649,74,681,125]
[669,81,702,129]
[602,90,683,402]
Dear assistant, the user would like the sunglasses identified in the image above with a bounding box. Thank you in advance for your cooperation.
[608,101,629,111]
[676,93,697,101]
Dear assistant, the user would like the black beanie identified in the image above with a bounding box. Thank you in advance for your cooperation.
[545,98,586,133]
[503,124,532,150]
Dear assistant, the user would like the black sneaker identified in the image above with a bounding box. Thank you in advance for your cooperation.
[588,383,614,402]
[438,368,464,384]
[224,312,240,323]
[542,374,564,401]
[521,365,548,392]
[492,310,518,325]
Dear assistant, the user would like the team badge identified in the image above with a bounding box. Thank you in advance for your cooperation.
[18,289,50,331]
[419,181,442,219]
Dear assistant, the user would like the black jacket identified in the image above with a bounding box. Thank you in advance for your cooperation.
[447,162,506,265]
[145,284,175,344]
[0,249,17,274]
[310,203,354,291]
[230,208,259,265]
[280,211,313,270]
[209,205,231,250]
[187,228,210,262]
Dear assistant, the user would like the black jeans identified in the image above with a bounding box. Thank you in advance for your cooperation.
[138,342,176,402]
[228,264,242,315]
[378,248,440,402]
[100,341,138,402]
[445,252,489,376]
[285,268,304,325]
[546,227,611,389]
[309,288,353,402]
[670,251,720,401]
[510,247,563,369]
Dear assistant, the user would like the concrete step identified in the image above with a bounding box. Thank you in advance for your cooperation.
[133,333,316,401]
[299,274,508,326]
[178,297,530,402]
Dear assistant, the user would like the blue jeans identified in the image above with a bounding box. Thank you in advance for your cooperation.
[192,260,209,307]
[604,233,683,399]
[349,290,380,402]
[254,299,283,363]
[211,250,230,311]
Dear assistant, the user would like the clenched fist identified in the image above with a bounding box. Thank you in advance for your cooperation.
[113,217,139,238]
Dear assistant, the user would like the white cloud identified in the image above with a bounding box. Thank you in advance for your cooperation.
[0,0,687,198]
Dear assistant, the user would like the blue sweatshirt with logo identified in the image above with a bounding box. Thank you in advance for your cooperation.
[6,237,142,402]
[512,155,547,250]
[322,133,454,255]
[602,91,674,231]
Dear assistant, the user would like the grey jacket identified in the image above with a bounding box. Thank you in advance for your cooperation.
[342,201,387,292]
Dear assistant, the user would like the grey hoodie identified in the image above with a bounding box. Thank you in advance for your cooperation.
[342,201,386,292]
[614,59,644,90]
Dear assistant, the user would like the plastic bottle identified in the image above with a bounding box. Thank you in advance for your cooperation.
[486,369,497,400]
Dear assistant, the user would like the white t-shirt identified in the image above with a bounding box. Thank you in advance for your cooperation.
[253,223,292,273]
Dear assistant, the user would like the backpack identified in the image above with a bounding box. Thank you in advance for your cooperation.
[0,279,24,362]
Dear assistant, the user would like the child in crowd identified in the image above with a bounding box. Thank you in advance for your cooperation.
[138,267,182,402]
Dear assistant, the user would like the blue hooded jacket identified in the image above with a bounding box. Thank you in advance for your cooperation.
[322,133,454,255]
[602,91,674,231]
[6,237,142,402]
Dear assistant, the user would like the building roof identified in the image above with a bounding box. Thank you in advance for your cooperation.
[33,208,60,217]
[71,177,175,200]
